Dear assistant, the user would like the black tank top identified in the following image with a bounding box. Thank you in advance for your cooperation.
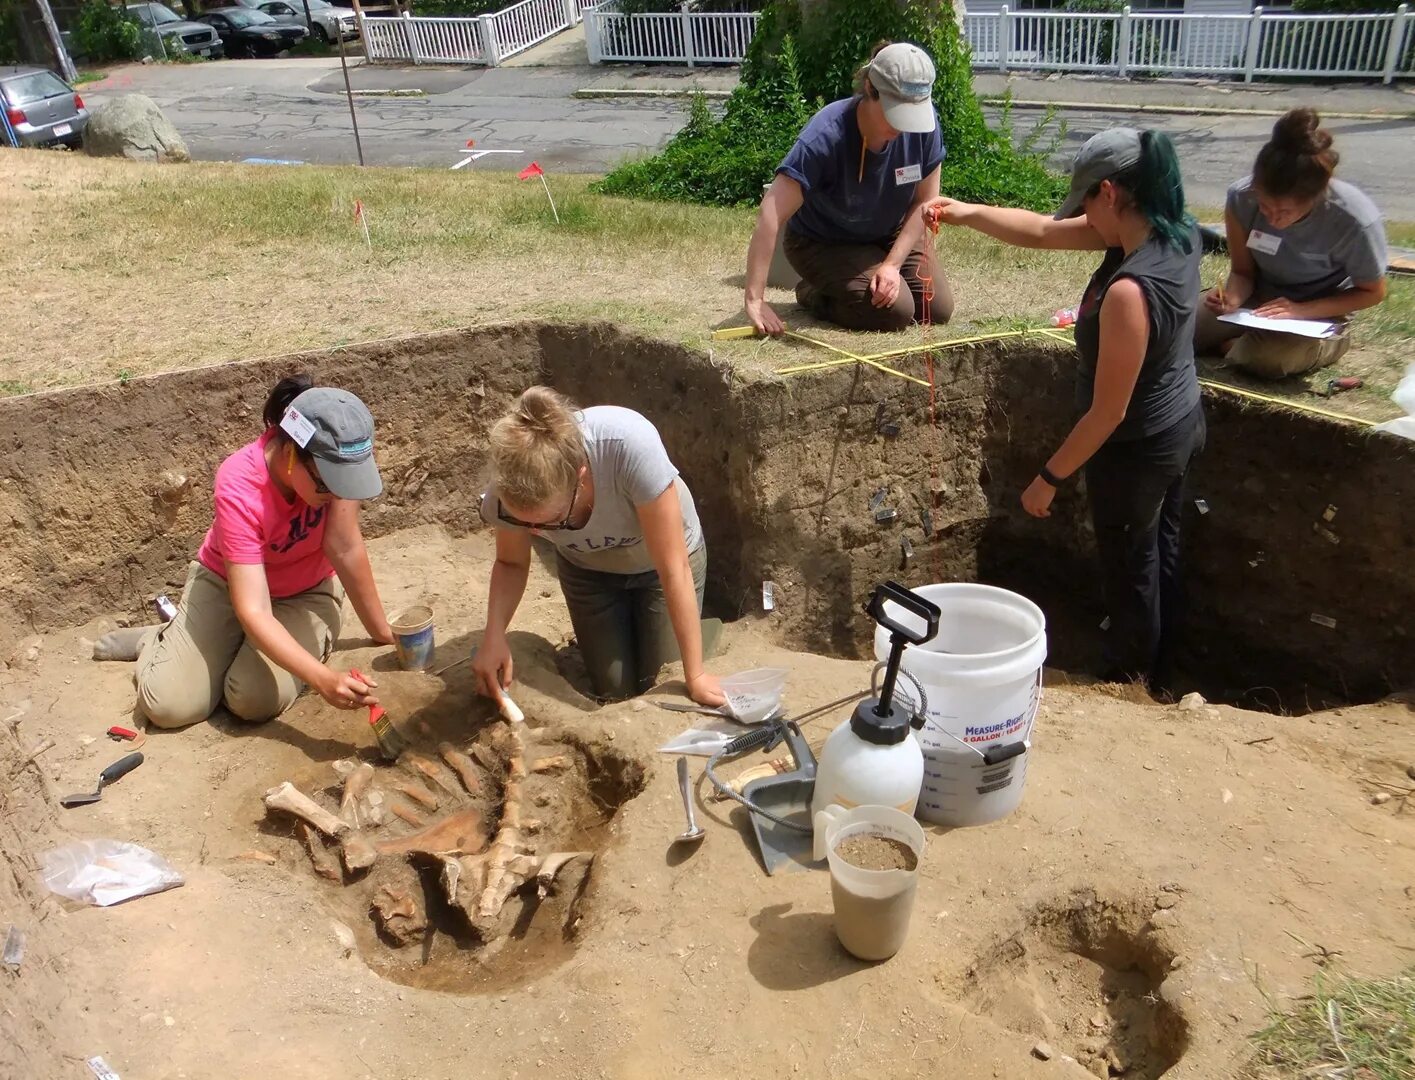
[1073,222,1202,442]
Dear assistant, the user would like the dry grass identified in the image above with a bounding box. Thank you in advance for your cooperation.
[2,152,1410,421]
[1248,968,1415,1080]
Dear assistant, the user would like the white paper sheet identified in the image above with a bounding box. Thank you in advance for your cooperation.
[1217,309,1339,339]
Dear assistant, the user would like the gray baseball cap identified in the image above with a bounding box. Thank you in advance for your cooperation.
[282,387,382,500]
[1055,127,1144,220]
[867,43,937,134]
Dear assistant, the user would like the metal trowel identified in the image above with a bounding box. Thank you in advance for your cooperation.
[60,752,144,808]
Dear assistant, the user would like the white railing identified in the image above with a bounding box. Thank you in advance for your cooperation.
[585,1,760,66]
[363,0,580,65]
[585,2,1413,83]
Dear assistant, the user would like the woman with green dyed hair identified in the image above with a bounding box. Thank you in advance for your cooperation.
[921,128,1204,696]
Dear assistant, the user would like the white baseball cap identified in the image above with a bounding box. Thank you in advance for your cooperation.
[867,43,938,134]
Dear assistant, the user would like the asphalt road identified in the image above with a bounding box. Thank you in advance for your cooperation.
[81,57,1415,217]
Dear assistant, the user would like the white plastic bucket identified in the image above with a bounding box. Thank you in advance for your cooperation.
[873,583,1047,828]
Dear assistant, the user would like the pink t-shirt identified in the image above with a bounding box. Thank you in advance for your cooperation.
[196,431,334,599]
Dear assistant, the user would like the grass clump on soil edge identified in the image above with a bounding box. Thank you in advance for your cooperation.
[1249,968,1415,1080]
[594,0,1068,212]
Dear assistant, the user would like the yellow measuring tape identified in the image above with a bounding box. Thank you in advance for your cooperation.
[712,323,1375,427]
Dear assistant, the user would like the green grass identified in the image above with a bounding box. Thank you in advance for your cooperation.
[72,70,108,85]
[1250,968,1415,1079]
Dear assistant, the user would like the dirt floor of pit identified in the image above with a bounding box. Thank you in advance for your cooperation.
[2,525,1413,1080]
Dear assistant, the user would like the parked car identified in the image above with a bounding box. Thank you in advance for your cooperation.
[126,3,225,58]
[197,7,308,57]
[253,0,358,43]
[0,66,87,149]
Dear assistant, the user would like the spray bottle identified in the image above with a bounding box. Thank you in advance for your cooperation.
[811,582,941,819]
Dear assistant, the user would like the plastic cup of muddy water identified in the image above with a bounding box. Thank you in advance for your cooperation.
[390,605,435,671]
[812,805,925,962]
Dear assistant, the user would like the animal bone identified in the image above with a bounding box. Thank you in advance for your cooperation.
[297,822,341,881]
[372,869,427,948]
[470,743,499,773]
[375,808,487,857]
[475,722,534,923]
[394,780,439,812]
[536,852,593,899]
[439,856,462,904]
[265,781,350,838]
[530,755,570,774]
[340,831,379,873]
[406,752,461,800]
[438,742,481,796]
[390,802,426,828]
[339,762,376,829]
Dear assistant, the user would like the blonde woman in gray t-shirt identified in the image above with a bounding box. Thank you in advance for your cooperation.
[473,387,725,707]
[1197,108,1389,379]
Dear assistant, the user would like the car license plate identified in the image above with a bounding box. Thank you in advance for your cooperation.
[53,123,72,137]
[199,47,212,55]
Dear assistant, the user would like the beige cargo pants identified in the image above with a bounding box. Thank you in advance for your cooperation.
[136,561,342,729]
[1193,289,1352,380]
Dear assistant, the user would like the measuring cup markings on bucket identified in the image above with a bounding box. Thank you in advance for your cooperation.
[873,584,1047,828]
[390,606,436,672]
[813,804,925,962]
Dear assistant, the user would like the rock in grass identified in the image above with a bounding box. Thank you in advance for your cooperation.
[83,95,190,164]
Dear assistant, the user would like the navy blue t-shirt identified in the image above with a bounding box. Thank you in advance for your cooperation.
[778,97,944,245]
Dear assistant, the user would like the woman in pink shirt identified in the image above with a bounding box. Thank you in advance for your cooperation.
[129,375,395,728]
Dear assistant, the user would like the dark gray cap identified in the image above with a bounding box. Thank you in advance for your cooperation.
[282,387,382,500]
[1055,127,1144,220]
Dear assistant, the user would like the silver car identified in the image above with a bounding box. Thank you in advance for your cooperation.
[242,0,359,42]
[126,3,225,57]
[0,66,87,149]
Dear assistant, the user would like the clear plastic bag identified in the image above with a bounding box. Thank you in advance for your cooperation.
[1374,363,1415,442]
[40,839,184,907]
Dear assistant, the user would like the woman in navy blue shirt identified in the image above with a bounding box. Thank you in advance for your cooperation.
[743,41,954,334]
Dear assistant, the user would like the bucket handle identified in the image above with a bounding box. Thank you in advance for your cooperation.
[930,669,1043,763]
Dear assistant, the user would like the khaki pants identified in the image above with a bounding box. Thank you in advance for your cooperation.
[1193,287,1352,380]
[136,561,342,729]
[784,230,955,332]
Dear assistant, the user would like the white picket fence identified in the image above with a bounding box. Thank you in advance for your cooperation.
[584,1,759,65]
[363,0,582,64]
[580,1,1413,82]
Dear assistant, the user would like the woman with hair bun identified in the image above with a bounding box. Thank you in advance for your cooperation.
[1197,107,1389,378]
[472,388,724,707]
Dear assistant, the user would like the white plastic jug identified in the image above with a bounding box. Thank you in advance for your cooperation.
[813,804,925,961]
[873,583,1047,828]
[810,718,923,818]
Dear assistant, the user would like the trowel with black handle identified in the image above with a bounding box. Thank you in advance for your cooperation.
[60,752,144,808]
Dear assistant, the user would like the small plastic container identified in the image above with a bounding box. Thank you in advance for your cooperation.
[720,667,788,724]
[390,605,435,671]
[813,805,925,962]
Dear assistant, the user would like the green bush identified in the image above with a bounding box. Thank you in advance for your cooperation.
[0,0,21,64]
[73,0,143,62]
[411,0,503,15]
[594,0,1067,212]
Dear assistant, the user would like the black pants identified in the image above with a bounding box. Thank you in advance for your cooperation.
[1085,403,1206,690]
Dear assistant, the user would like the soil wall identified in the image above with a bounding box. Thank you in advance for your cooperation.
[1,321,1411,709]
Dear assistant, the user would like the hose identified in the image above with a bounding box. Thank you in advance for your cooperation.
[872,662,928,727]
[704,724,813,833]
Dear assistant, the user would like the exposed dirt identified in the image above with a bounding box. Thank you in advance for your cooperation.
[0,322,1412,1078]
[0,524,1412,1079]
[836,834,918,873]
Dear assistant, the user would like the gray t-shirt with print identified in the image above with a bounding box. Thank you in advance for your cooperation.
[480,405,702,575]
[1227,176,1388,301]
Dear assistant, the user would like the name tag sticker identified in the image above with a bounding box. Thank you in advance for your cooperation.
[1248,229,1282,256]
[280,406,318,448]
[894,164,922,185]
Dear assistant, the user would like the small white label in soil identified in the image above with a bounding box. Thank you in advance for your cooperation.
[1194,498,1209,515]
[1310,613,1337,629]
[762,580,776,612]
[280,405,318,448]
[86,1058,121,1080]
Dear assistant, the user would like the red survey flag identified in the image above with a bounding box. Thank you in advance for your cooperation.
[517,161,544,181]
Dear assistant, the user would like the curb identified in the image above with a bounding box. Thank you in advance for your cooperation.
[573,87,733,100]
[979,95,1415,121]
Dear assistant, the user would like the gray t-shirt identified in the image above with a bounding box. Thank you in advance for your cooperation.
[1227,176,1388,301]
[480,405,702,575]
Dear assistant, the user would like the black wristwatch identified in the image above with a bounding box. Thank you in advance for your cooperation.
[1038,465,1065,488]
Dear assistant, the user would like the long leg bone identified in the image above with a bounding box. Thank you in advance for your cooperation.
[530,755,570,774]
[406,752,462,800]
[339,762,376,829]
[375,808,487,857]
[265,782,349,839]
[438,742,481,796]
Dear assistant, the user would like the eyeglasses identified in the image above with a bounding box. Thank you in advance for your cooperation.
[496,478,580,531]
